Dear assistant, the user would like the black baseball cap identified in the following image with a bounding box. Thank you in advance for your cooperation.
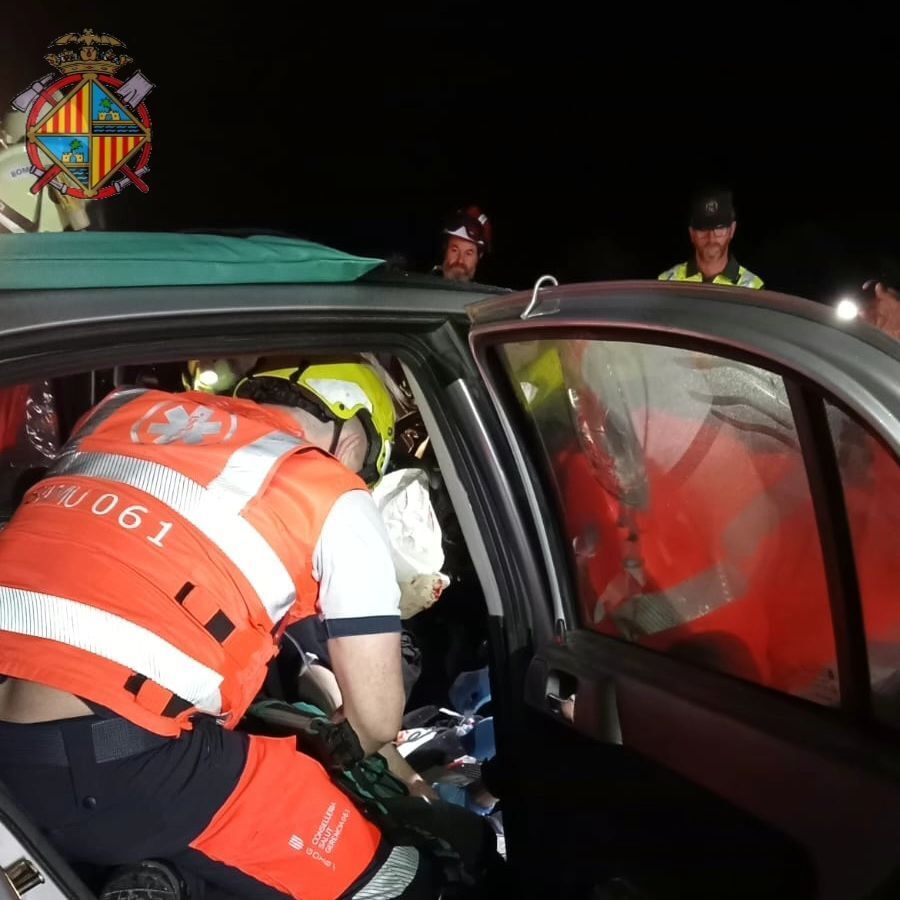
[690,189,736,230]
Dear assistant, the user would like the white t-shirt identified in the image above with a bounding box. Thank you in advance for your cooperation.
[311,489,402,638]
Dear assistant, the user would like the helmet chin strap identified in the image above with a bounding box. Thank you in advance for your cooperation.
[328,419,345,456]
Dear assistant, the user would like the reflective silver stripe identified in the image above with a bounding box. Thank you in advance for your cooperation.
[51,451,298,625]
[207,431,305,512]
[611,563,748,638]
[69,388,148,446]
[0,209,26,233]
[610,467,809,638]
[0,586,222,714]
[723,466,808,561]
[352,846,419,899]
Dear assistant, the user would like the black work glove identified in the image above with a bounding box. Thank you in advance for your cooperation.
[298,714,366,774]
[248,700,365,773]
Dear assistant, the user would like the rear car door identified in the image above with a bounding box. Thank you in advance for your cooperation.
[467,282,900,899]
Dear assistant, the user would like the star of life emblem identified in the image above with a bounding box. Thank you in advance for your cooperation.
[131,402,238,445]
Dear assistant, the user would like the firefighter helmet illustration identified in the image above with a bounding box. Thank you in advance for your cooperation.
[10,28,153,200]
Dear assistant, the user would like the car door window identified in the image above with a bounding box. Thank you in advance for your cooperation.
[827,402,900,727]
[499,339,839,706]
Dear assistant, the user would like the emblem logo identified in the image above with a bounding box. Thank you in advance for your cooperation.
[10,28,153,200]
[131,403,238,446]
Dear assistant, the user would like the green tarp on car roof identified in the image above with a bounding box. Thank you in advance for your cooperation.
[0,232,385,290]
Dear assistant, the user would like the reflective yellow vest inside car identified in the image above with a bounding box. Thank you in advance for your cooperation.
[658,259,764,290]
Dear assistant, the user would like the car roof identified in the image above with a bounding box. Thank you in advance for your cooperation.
[0,231,510,335]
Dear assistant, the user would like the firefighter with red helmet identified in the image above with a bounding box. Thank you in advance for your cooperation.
[432,205,492,283]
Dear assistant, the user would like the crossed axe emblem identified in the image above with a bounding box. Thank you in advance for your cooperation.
[12,71,154,196]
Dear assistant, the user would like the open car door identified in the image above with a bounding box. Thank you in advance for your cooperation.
[468,281,900,899]
[0,781,93,900]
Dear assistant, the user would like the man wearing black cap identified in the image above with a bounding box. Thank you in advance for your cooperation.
[659,189,764,289]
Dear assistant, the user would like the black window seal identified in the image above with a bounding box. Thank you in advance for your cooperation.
[786,382,872,723]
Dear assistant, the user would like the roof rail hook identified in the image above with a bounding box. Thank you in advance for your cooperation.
[522,274,559,320]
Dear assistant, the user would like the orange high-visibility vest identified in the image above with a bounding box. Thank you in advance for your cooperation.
[558,410,837,702]
[0,388,365,736]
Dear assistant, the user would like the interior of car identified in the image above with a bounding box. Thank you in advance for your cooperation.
[0,348,506,897]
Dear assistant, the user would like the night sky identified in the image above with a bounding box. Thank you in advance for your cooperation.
[3,4,898,302]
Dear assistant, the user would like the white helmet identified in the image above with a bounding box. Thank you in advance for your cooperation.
[0,141,90,233]
[0,111,26,149]
[0,108,90,232]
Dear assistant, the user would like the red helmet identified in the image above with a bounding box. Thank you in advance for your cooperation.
[443,205,493,254]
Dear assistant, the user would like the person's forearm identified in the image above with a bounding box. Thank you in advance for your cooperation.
[328,632,404,754]
[380,742,439,801]
[342,700,402,757]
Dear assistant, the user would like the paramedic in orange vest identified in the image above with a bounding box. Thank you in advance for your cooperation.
[0,361,436,899]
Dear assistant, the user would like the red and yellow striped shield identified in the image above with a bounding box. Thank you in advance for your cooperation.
[92,135,143,185]
[38,84,90,136]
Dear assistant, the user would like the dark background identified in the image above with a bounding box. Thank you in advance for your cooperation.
[3,4,898,300]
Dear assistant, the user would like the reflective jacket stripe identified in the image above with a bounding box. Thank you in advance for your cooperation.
[72,387,149,444]
[611,563,748,637]
[0,585,223,714]
[207,431,306,511]
[608,466,808,637]
[50,449,298,626]
[352,846,420,899]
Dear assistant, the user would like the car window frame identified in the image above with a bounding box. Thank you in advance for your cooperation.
[0,302,548,650]
[822,394,900,730]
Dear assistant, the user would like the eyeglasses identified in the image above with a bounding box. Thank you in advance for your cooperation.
[692,225,732,237]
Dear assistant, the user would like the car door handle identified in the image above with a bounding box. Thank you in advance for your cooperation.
[545,669,578,722]
[527,655,622,744]
[547,690,576,722]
